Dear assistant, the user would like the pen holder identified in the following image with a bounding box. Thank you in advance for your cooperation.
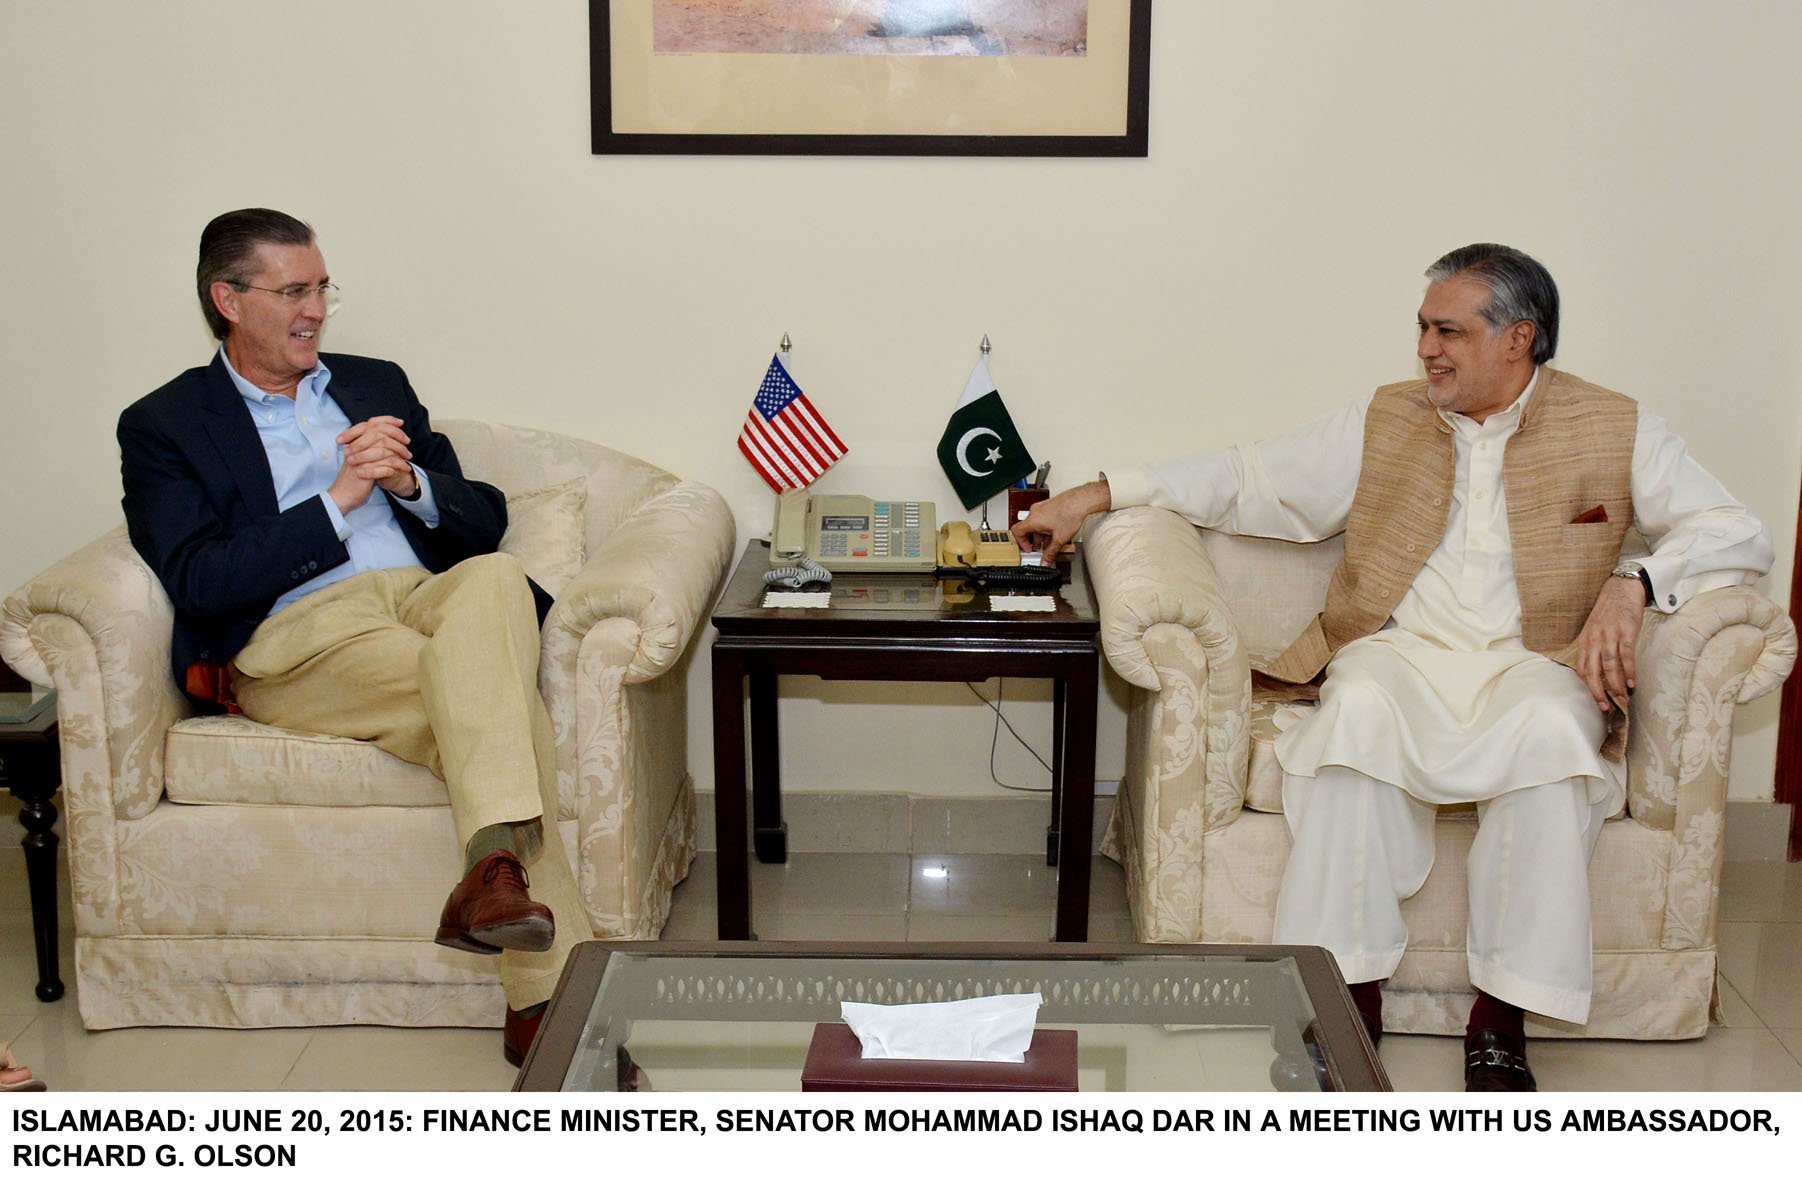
[1008,487,1050,525]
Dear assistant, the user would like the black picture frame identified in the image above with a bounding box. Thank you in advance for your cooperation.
[590,1,1151,158]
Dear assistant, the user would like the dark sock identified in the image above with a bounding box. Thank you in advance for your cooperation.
[511,1000,547,1020]
[1349,980,1384,1044]
[464,819,545,874]
[1466,990,1524,1040]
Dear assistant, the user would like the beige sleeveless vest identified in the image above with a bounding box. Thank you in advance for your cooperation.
[1261,368,1639,684]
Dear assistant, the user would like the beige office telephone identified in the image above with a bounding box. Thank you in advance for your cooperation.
[936,519,1062,587]
[935,520,1022,570]
[772,491,938,572]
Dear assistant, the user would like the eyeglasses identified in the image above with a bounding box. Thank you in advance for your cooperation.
[233,281,341,316]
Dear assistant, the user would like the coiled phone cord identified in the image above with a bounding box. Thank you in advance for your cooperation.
[763,558,834,590]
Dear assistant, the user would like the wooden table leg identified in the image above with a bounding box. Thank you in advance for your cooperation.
[1,732,63,1002]
[19,787,63,1001]
[711,650,752,940]
[1047,677,1066,866]
[1053,659,1098,943]
[749,672,787,863]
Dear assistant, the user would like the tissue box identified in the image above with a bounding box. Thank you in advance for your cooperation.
[801,1023,1078,1092]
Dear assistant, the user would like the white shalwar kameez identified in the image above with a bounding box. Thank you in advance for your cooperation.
[1107,371,1771,1023]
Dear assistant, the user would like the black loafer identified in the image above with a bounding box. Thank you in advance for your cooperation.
[1464,1027,1537,1092]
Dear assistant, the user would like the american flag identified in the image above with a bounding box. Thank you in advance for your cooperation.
[737,354,848,492]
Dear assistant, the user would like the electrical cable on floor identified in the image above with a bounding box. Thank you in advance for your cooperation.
[965,679,1053,793]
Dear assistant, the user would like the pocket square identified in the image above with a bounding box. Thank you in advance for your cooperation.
[1570,504,1608,524]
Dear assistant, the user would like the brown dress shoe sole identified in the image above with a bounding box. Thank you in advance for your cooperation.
[435,913,554,956]
[434,927,503,955]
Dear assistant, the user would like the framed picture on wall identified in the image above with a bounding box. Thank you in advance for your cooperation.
[589,0,1151,157]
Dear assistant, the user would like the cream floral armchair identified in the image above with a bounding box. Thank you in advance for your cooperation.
[1085,506,1796,1040]
[0,421,734,1030]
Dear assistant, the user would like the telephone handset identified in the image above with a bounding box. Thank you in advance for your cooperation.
[772,491,937,572]
[936,521,1062,587]
[935,520,1022,569]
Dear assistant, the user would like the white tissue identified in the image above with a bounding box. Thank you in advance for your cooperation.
[839,993,1043,1062]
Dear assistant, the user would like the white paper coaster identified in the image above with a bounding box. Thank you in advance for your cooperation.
[989,594,1055,612]
[763,591,833,608]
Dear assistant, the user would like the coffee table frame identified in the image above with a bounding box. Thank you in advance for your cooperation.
[516,940,1389,1092]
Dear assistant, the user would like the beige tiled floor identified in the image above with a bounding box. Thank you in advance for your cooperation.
[3,840,1800,1091]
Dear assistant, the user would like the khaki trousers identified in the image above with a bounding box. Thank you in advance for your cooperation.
[230,553,588,1010]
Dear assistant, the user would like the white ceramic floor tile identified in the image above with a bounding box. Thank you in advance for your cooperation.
[1087,857,1129,916]
[908,853,1060,915]
[1720,921,1802,1028]
[0,912,76,1020]
[1715,973,1764,1029]
[778,793,913,853]
[667,850,717,904]
[751,911,909,941]
[1717,921,1762,988]
[4,819,1796,1092]
[1718,859,1802,923]
[1773,1025,1802,1067]
[906,911,1055,942]
[0,848,31,914]
[1530,1026,1802,1091]
[1368,1034,1463,1092]
[1364,1026,1802,1093]
[913,796,1055,855]
[1083,915,1140,945]
[750,853,911,915]
[8,1011,314,1091]
[659,897,724,941]
[281,1025,517,1091]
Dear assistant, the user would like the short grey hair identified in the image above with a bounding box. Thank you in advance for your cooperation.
[196,208,316,341]
[1425,243,1559,365]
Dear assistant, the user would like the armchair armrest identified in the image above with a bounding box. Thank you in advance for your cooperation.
[1085,506,1254,813]
[1626,585,1798,830]
[1,527,188,821]
[1625,585,1794,950]
[1086,506,1249,692]
[539,481,735,693]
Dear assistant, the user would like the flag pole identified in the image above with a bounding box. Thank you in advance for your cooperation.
[773,332,794,552]
[978,334,992,529]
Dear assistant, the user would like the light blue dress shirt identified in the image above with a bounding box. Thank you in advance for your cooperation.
[220,349,440,615]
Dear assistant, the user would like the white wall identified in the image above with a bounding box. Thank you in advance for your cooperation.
[2,1,1797,800]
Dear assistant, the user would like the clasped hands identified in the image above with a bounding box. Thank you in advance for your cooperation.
[327,415,416,513]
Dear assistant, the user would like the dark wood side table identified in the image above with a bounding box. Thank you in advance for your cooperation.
[710,541,1101,942]
[0,687,63,1001]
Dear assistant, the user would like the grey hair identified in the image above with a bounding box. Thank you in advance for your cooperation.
[196,208,316,341]
[1425,243,1559,364]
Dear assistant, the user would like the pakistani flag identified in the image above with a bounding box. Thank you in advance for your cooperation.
[936,356,1037,510]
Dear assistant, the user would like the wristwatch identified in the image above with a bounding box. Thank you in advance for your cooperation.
[1611,560,1653,606]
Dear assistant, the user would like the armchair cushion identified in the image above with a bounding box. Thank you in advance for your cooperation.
[164,715,444,808]
[499,477,587,598]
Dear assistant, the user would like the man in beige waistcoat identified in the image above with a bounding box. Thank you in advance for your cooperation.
[1014,243,1772,1091]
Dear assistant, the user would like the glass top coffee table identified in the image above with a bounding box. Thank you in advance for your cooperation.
[516,941,1388,1092]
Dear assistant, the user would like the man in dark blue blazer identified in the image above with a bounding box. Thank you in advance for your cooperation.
[118,209,582,1066]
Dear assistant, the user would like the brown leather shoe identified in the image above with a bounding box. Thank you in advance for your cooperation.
[435,851,553,955]
[503,1005,544,1068]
